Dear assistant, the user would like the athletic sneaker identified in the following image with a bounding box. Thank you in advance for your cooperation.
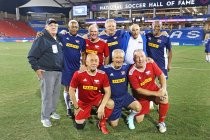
[127,116,135,130]
[67,109,72,116]
[98,121,109,134]
[158,122,167,133]
[41,119,52,127]
[50,112,60,120]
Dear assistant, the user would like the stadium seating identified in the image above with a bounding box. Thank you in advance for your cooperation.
[0,19,36,38]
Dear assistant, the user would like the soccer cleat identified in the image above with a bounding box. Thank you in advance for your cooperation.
[158,122,167,133]
[50,112,60,120]
[98,121,109,134]
[67,109,72,117]
[127,116,135,130]
[41,119,52,127]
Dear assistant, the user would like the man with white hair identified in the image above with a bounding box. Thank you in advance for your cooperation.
[99,19,130,63]
[101,49,141,129]
[128,49,169,133]
[60,20,86,117]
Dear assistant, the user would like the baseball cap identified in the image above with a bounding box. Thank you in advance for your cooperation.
[46,18,57,25]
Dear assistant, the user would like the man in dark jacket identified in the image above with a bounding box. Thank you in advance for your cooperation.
[28,18,63,127]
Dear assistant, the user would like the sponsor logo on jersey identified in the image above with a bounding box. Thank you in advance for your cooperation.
[110,73,114,76]
[112,78,125,84]
[66,43,79,49]
[83,86,98,90]
[108,41,118,47]
[140,77,152,86]
[114,36,117,39]
[148,42,159,48]
[86,49,98,54]
[95,45,99,48]
[66,37,69,40]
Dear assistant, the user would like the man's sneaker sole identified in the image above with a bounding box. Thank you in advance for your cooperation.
[41,120,52,127]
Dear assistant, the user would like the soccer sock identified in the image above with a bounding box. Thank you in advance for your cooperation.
[206,55,208,61]
[100,107,113,124]
[159,103,169,123]
[63,91,70,109]
[128,110,138,119]
[207,55,210,62]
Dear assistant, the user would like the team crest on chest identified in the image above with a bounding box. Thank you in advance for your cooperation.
[83,78,87,82]
[94,79,99,84]
[121,71,125,75]
[114,36,117,40]
[157,39,161,43]
[95,45,99,48]
[145,71,151,75]
[66,37,69,40]
[110,73,114,76]
[76,40,80,44]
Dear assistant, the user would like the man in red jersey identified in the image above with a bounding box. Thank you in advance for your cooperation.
[85,24,109,68]
[128,49,169,133]
[69,53,114,134]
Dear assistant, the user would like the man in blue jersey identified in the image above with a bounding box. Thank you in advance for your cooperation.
[59,20,86,117]
[146,21,172,109]
[146,21,172,79]
[205,38,210,62]
[99,19,130,63]
[101,49,141,129]
[125,24,147,64]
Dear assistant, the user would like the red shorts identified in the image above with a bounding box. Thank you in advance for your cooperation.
[136,96,156,116]
[75,94,103,120]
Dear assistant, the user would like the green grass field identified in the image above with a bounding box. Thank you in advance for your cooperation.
[0,42,210,140]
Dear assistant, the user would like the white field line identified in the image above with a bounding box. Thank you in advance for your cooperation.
[172,66,210,71]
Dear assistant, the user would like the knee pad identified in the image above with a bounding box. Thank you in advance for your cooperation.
[74,122,86,130]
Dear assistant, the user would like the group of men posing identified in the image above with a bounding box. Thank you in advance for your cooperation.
[28,18,172,135]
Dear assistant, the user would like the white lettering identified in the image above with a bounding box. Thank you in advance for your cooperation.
[170,31,183,38]
[166,1,175,6]
[99,4,122,10]
[187,31,200,38]
[125,3,146,9]
[149,2,163,7]
[178,0,195,6]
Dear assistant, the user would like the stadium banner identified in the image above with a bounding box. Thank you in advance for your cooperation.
[0,38,34,42]
[170,28,204,46]
[90,0,210,11]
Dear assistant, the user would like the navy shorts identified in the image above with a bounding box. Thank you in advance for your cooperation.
[61,70,76,86]
[109,93,135,121]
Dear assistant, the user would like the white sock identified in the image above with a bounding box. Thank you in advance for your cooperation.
[63,91,70,109]
[207,55,210,62]
[128,110,138,119]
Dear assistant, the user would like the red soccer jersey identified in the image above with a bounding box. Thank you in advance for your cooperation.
[128,62,162,99]
[70,70,110,103]
[85,39,109,67]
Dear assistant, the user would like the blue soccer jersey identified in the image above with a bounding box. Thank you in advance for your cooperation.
[59,33,86,86]
[205,39,210,53]
[59,33,86,71]
[146,32,172,77]
[100,30,130,62]
[101,63,130,98]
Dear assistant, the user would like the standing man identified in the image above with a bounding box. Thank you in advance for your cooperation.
[128,49,169,133]
[99,19,130,63]
[69,53,114,134]
[101,49,141,129]
[85,24,109,68]
[60,20,86,117]
[125,24,147,64]
[146,21,172,79]
[28,18,63,127]
[205,38,210,62]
